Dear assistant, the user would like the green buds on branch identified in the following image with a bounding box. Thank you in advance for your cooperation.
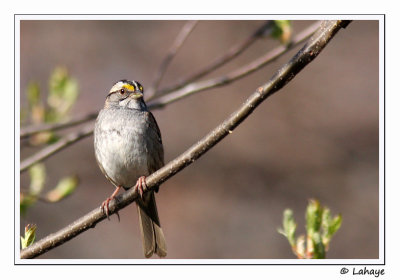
[278,199,342,259]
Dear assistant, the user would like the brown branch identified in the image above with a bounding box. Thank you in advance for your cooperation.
[19,20,351,259]
[18,22,321,174]
[147,21,322,109]
[20,21,266,139]
[19,22,320,170]
[20,113,97,139]
[146,20,198,98]
[20,125,93,173]
[149,21,274,100]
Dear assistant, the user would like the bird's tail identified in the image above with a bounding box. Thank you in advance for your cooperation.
[136,191,167,258]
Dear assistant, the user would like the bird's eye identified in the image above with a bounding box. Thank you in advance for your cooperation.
[120,89,125,94]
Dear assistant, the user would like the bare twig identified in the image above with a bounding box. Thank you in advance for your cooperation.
[20,125,93,173]
[148,21,322,109]
[149,21,273,100]
[19,21,267,139]
[19,21,265,138]
[18,21,320,174]
[19,20,351,259]
[20,113,97,139]
[147,20,198,98]
[19,22,318,172]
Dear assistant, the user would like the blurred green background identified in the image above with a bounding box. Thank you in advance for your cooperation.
[19,20,379,259]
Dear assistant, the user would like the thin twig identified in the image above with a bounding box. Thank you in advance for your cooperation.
[20,125,93,173]
[19,22,265,138]
[148,21,322,109]
[19,20,351,259]
[20,113,97,139]
[18,21,321,174]
[146,20,198,98]
[149,21,273,100]
[19,21,267,138]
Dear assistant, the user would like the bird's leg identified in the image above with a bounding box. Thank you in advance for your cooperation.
[135,176,147,198]
[101,185,122,220]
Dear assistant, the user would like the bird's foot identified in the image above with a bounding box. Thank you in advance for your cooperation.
[135,176,147,199]
[101,185,122,221]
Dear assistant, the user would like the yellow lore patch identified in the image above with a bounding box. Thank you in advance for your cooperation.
[122,84,135,91]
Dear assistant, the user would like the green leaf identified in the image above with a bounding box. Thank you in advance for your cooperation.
[49,66,70,96]
[278,208,297,247]
[26,82,46,124]
[29,163,46,196]
[322,208,331,227]
[20,194,36,216]
[21,224,37,249]
[306,199,322,236]
[311,232,325,259]
[47,67,79,122]
[329,214,342,236]
[321,208,331,237]
[21,164,46,215]
[278,199,342,258]
[322,208,342,247]
[45,176,79,202]
[270,20,292,44]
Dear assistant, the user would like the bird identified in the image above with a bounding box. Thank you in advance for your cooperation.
[94,79,167,258]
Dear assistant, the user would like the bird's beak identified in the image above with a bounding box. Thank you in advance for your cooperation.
[129,92,143,99]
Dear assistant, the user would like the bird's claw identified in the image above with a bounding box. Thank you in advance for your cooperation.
[135,176,147,199]
[101,198,112,220]
[100,186,122,221]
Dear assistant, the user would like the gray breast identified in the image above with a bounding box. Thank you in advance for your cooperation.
[94,107,150,188]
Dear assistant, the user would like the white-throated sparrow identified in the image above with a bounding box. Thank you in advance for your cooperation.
[94,80,167,258]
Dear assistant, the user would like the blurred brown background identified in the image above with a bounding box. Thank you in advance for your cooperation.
[20,20,379,259]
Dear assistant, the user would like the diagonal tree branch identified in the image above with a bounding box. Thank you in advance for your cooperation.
[20,20,351,259]
[146,20,198,98]
[148,20,274,100]
[19,21,321,174]
[18,21,274,137]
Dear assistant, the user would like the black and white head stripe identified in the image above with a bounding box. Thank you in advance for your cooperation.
[109,80,144,94]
